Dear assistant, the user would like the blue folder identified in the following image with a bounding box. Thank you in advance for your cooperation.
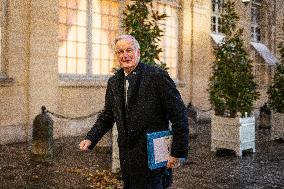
[147,130,173,170]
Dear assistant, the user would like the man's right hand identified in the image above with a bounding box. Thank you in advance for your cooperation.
[79,139,92,151]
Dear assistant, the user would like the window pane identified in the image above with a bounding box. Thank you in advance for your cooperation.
[153,2,178,79]
[77,43,86,58]
[58,1,88,75]
[212,16,216,24]
[212,0,216,12]
[101,31,110,44]
[0,27,2,72]
[58,57,67,73]
[77,58,87,74]
[217,25,221,33]
[77,27,87,42]
[67,41,77,57]
[101,60,110,75]
[101,44,110,60]
[92,44,101,59]
[93,13,102,28]
[77,11,87,26]
[212,24,216,32]
[58,0,119,76]
[92,59,101,75]
[91,0,119,75]
[251,0,261,42]
[67,58,77,73]
[67,26,77,41]
[92,29,101,43]
[211,0,221,33]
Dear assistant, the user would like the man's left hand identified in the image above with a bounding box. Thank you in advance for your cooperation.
[166,156,180,168]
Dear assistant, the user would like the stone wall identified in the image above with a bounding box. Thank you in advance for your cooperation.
[0,0,283,145]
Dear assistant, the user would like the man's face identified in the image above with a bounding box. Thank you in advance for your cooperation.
[115,39,140,72]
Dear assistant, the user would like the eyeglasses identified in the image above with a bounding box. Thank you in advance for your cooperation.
[115,48,136,56]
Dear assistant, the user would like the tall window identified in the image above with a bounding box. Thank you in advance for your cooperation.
[0,1,5,76]
[58,0,119,77]
[211,0,222,33]
[251,0,261,42]
[153,1,179,79]
[0,27,2,75]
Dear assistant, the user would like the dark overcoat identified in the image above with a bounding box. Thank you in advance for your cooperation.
[86,62,189,189]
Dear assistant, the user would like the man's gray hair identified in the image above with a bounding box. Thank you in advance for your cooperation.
[114,35,140,50]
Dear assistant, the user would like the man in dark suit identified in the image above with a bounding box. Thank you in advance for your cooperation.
[79,35,189,189]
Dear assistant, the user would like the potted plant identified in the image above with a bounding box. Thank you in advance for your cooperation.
[267,24,284,140]
[208,1,259,156]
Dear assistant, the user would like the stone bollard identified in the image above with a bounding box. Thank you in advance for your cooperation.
[258,103,271,129]
[31,106,54,162]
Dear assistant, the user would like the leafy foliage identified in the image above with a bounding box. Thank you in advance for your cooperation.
[208,1,259,118]
[267,28,284,113]
[122,0,167,69]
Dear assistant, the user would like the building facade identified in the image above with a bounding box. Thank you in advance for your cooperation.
[0,0,283,144]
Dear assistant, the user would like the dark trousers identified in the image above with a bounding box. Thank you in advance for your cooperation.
[123,176,165,189]
[123,169,171,189]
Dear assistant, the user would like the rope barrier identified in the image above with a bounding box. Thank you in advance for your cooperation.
[42,106,103,121]
[43,103,266,121]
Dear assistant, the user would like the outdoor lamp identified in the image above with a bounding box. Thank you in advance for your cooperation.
[242,0,250,5]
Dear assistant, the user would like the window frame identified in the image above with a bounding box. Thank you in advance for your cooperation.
[0,0,8,78]
[211,0,223,34]
[58,0,120,81]
[153,0,181,80]
[58,0,182,84]
[0,0,14,86]
[251,0,261,42]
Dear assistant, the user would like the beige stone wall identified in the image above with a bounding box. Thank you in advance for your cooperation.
[0,0,59,144]
[178,0,193,105]
[54,86,107,140]
[0,0,283,144]
[189,0,211,109]
[0,0,29,143]
[250,0,283,108]
[276,0,284,56]
[28,0,59,119]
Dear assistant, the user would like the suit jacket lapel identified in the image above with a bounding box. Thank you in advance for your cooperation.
[112,69,125,116]
[126,63,144,108]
